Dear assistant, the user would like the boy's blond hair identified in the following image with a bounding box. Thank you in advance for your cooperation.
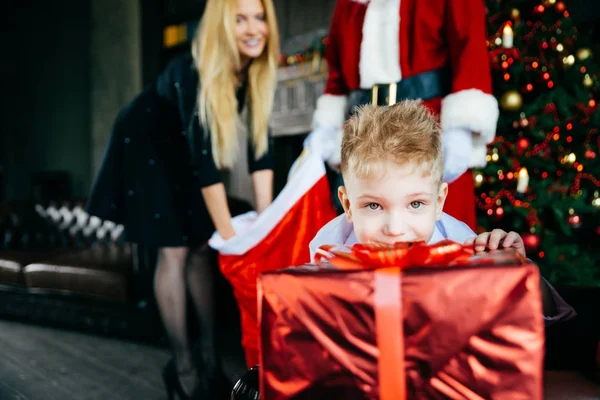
[341,100,443,183]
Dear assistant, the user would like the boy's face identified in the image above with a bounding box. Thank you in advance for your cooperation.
[339,160,448,245]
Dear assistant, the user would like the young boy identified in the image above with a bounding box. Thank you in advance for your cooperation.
[309,101,575,325]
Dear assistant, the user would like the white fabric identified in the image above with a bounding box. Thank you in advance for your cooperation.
[302,125,340,165]
[207,211,258,250]
[311,94,349,131]
[359,0,402,89]
[209,147,327,255]
[309,94,347,166]
[440,89,500,168]
[442,128,473,183]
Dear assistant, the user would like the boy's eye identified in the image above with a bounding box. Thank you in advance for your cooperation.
[366,203,381,210]
[410,201,423,209]
[236,16,245,23]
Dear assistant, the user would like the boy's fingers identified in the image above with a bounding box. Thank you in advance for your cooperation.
[502,231,521,248]
[474,233,490,250]
[488,229,507,250]
[464,237,475,246]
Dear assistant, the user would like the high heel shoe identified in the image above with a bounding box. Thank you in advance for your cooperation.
[162,359,198,400]
[231,365,260,400]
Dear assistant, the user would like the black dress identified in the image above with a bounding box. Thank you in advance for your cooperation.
[86,53,274,246]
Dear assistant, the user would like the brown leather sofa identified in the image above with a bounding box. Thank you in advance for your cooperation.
[0,199,161,341]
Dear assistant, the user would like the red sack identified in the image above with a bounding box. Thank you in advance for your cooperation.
[210,149,337,367]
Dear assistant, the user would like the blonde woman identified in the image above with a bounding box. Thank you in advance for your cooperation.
[86,0,280,397]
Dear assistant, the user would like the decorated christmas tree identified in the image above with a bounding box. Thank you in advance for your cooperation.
[479,0,600,285]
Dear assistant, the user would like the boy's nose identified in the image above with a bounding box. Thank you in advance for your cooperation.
[383,215,407,237]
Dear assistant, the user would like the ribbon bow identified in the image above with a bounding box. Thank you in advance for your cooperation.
[315,239,476,270]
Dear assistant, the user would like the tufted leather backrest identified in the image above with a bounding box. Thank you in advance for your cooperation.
[0,200,125,250]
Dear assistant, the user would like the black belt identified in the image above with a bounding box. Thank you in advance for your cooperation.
[348,68,451,113]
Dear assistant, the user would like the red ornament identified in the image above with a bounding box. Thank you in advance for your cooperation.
[596,226,600,236]
[555,2,566,12]
[568,214,582,228]
[522,233,540,252]
[528,116,537,128]
[518,138,530,153]
[585,149,597,159]
[494,207,505,222]
[544,103,556,113]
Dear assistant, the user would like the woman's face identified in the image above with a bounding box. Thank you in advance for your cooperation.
[235,0,269,65]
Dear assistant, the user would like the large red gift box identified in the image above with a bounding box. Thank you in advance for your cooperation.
[258,240,545,399]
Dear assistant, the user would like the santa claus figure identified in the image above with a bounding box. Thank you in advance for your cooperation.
[306,0,499,230]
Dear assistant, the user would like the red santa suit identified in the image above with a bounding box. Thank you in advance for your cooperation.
[311,0,498,230]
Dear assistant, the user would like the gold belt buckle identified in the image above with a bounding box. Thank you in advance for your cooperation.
[371,83,398,106]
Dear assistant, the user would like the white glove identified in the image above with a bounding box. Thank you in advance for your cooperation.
[442,128,473,183]
[303,124,342,167]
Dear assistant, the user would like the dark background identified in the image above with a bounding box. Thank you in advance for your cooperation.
[0,0,337,202]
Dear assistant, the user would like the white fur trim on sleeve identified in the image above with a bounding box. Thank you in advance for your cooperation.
[441,89,499,168]
[312,94,349,130]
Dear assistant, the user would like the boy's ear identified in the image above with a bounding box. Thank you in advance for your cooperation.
[436,182,448,220]
[338,186,353,222]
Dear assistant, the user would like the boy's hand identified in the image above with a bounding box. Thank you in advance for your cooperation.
[464,229,526,257]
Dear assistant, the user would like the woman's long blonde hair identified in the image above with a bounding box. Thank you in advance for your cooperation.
[192,0,280,169]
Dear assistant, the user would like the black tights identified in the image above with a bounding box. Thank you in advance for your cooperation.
[154,244,219,376]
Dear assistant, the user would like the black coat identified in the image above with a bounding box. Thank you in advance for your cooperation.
[86,53,273,246]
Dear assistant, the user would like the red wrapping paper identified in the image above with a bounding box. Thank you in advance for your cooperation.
[258,240,545,399]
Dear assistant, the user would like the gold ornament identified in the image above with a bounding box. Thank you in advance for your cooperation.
[583,74,594,88]
[562,54,575,67]
[576,47,592,61]
[500,90,523,111]
[510,8,520,19]
[562,153,576,164]
[593,191,600,209]
[490,148,500,162]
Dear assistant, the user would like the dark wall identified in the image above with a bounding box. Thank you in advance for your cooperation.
[274,0,337,42]
[2,1,91,200]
